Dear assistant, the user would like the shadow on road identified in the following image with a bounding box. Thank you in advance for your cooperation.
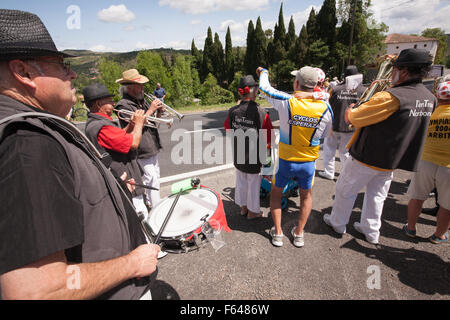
[341,238,450,295]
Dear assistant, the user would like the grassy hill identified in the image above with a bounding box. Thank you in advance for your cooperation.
[64,48,191,77]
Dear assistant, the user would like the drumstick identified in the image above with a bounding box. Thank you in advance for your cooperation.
[154,190,182,245]
[126,180,159,191]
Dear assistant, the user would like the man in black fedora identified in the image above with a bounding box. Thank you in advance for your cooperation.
[83,83,162,221]
[0,10,161,300]
[323,48,437,245]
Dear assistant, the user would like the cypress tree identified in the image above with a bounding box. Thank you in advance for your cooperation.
[306,8,318,45]
[285,16,297,52]
[316,0,338,72]
[191,39,202,71]
[288,24,308,67]
[252,17,267,74]
[225,27,235,86]
[201,27,214,82]
[244,20,255,75]
[212,32,224,84]
[273,3,286,49]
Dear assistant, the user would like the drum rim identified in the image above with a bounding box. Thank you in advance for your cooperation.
[147,186,219,239]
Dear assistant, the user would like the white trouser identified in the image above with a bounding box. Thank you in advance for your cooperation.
[132,194,149,221]
[322,132,353,177]
[138,155,160,208]
[329,156,393,243]
[235,169,262,214]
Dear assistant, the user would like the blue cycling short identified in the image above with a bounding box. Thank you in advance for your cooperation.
[274,158,316,190]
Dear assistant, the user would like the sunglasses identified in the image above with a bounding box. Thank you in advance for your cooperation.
[27,58,72,74]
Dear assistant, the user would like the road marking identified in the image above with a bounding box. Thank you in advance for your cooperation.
[184,127,225,134]
[160,163,234,184]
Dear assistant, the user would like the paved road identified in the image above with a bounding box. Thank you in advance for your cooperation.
[153,155,449,301]
[74,106,280,179]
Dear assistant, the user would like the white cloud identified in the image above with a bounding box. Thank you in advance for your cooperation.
[190,20,202,25]
[291,5,322,33]
[123,25,136,32]
[165,40,190,49]
[89,44,114,52]
[219,20,246,33]
[159,0,270,14]
[98,4,136,23]
[136,41,153,50]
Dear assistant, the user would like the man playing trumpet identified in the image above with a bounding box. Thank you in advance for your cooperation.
[116,69,164,209]
[323,48,437,245]
[83,83,161,219]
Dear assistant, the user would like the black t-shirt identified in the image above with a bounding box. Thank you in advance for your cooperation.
[0,123,84,275]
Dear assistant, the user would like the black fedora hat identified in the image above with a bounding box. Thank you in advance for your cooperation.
[239,75,258,88]
[0,9,74,61]
[82,83,114,104]
[393,48,432,67]
[344,65,359,77]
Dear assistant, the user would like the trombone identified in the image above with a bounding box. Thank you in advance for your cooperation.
[114,108,174,129]
[144,93,185,121]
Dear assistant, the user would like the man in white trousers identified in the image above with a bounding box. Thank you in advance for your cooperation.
[323,49,436,244]
[116,69,163,209]
[318,65,366,180]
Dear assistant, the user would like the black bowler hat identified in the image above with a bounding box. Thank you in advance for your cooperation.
[344,65,359,77]
[239,75,258,88]
[0,9,74,61]
[82,83,114,104]
[393,48,432,67]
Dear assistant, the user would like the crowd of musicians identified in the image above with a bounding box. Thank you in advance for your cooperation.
[0,9,448,300]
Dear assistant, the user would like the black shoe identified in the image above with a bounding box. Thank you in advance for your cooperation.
[421,206,439,216]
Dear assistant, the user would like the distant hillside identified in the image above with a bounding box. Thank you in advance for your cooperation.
[63,48,191,77]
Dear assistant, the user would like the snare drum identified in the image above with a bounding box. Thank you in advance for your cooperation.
[146,186,227,253]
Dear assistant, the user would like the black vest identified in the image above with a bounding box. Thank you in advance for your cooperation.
[329,82,366,132]
[0,95,150,299]
[349,79,437,171]
[85,113,145,198]
[228,101,268,174]
[115,94,161,159]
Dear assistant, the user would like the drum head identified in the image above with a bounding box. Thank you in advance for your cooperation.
[148,188,219,238]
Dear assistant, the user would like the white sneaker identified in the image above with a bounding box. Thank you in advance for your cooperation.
[270,227,284,247]
[318,171,334,180]
[291,227,304,247]
[323,214,345,234]
[353,222,378,245]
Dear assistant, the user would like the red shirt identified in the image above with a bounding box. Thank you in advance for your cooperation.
[95,113,133,154]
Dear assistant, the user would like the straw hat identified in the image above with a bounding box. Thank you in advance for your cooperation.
[115,69,149,84]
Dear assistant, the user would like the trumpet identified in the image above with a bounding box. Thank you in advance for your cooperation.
[144,93,184,121]
[114,108,174,129]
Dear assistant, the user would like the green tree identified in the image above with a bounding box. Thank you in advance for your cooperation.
[244,20,255,74]
[336,0,388,73]
[228,71,244,100]
[136,51,172,101]
[199,73,234,105]
[252,17,268,74]
[225,27,235,86]
[306,8,318,45]
[98,57,123,102]
[288,25,308,67]
[272,59,296,92]
[421,28,448,65]
[285,16,297,52]
[212,32,225,85]
[191,39,202,71]
[316,0,338,72]
[273,3,286,50]
[308,40,330,68]
[201,27,214,82]
[171,54,196,108]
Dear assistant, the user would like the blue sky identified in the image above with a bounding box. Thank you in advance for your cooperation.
[1,0,449,52]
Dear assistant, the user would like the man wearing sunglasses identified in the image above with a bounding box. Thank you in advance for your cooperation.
[0,10,160,300]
